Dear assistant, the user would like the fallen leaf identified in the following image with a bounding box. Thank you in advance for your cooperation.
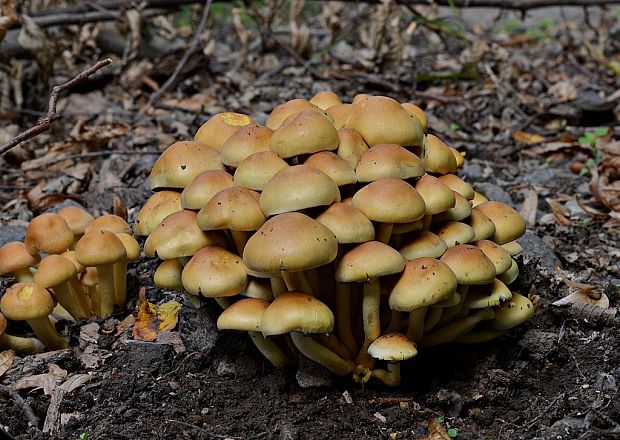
[0,350,15,378]
[79,322,100,344]
[13,363,67,392]
[133,288,182,341]
[157,300,182,332]
[513,131,545,145]
[519,187,538,228]
[420,419,451,440]
[60,374,92,393]
[552,291,609,308]
[545,198,572,226]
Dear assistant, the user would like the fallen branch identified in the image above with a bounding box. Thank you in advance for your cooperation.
[0,58,112,156]
[0,384,40,429]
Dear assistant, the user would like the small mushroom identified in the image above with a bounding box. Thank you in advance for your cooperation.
[194,112,255,151]
[0,242,40,282]
[368,333,418,386]
[25,213,74,255]
[0,311,44,354]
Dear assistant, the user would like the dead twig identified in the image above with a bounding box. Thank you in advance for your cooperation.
[0,384,40,429]
[0,58,113,156]
[145,0,212,110]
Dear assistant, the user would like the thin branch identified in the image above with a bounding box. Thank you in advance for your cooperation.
[0,58,113,156]
[144,0,212,109]
[0,384,40,429]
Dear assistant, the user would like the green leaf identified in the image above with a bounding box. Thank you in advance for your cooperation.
[435,416,445,424]
[593,127,609,136]
[447,428,458,438]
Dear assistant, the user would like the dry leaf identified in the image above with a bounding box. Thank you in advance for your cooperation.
[0,350,15,378]
[553,291,609,308]
[133,288,182,341]
[157,301,182,332]
[545,198,572,226]
[520,187,538,228]
[61,374,92,393]
[420,419,451,440]
[513,131,545,145]
[13,363,68,392]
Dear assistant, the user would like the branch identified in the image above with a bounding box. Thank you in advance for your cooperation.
[0,384,40,429]
[0,58,113,156]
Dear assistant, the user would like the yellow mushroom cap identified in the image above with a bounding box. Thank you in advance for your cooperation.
[401,102,428,131]
[134,191,183,237]
[415,175,456,215]
[149,141,224,190]
[352,178,426,223]
[220,125,273,168]
[476,201,526,245]
[336,127,369,169]
[368,332,418,361]
[327,104,354,129]
[336,241,405,282]
[440,244,496,285]
[471,191,489,208]
[355,144,425,182]
[450,147,465,168]
[309,91,342,110]
[398,231,447,260]
[181,246,248,297]
[217,298,269,332]
[432,192,472,223]
[154,259,183,290]
[60,250,85,273]
[498,259,519,285]
[194,112,255,151]
[270,110,339,158]
[467,208,497,241]
[315,202,375,244]
[233,151,289,191]
[493,292,534,330]
[266,99,322,130]
[34,255,77,288]
[197,187,266,231]
[422,134,458,174]
[180,170,234,211]
[261,291,334,337]
[85,214,131,235]
[25,213,74,255]
[75,230,127,267]
[474,240,512,275]
[390,258,457,311]
[117,233,141,261]
[438,174,474,200]
[434,221,476,247]
[304,151,357,186]
[56,206,94,236]
[502,240,524,257]
[0,283,55,321]
[243,212,338,275]
[466,279,512,309]
[0,242,40,276]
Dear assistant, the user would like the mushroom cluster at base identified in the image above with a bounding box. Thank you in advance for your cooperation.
[135,92,535,386]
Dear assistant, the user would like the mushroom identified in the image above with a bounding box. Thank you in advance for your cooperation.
[0,283,67,350]
[194,112,255,151]
[492,292,534,331]
[327,104,354,129]
[471,191,489,208]
[467,208,497,241]
[437,174,474,200]
[498,259,519,285]
[57,206,94,246]
[233,151,289,191]
[368,332,418,386]
[355,144,425,183]
[304,151,357,187]
[261,291,355,375]
[398,231,447,260]
[266,99,323,130]
[475,201,526,244]
[336,128,369,169]
[0,311,44,354]
[134,191,183,237]
[114,233,141,308]
[84,214,131,235]
[0,242,40,282]
[420,307,496,347]
[432,192,472,224]
[309,91,342,110]
[502,240,524,257]
[220,125,273,168]
[421,134,458,175]
[25,213,74,255]
[270,109,339,158]
[154,259,184,290]
[401,102,428,131]
[415,175,456,229]
[434,221,476,247]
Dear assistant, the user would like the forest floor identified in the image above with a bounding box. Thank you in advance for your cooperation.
[0,3,619,439]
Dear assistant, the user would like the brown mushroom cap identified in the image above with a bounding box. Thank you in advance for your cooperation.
[434,221,475,247]
[474,240,512,275]
[181,246,248,297]
[440,244,496,285]
[56,206,94,237]
[336,127,369,169]
[450,147,465,168]
[415,175,456,215]
[389,258,457,311]
[438,174,474,200]
[266,99,322,130]
[233,151,289,191]
[335,241,405,282]
[61,250,85,273]
[304,151,357,186]
[355,144,425,182]
[432,192,472,223]
[217,298,269,332]
[352,178,426,224]
[117,233,141,261]
[309,91,342,110]
[25,213,74,255]
[144,210,227,259]
[0,242,40,277]
[493,292,534,330]
[34,255,77,288]
[75,230,127,267]
[259,165,340,216]
[180,170,234,211]
[476,201,526,244]
[0,282,55,321]
[261,291,334,337]
[220,125,273,168]
[326,104,353,129]
[401,103,428,131]
[471,191,489,208]
[502,240,524,257]
[194,112,255,151]
[270,110,339,158]
[154,259,184,290]
[368,332,418,361]
[197,187,266,231]
[422,134,458,174]
[134,191,183,237]
[149,141,224,190]
[243,212,338,275]
[346,96,424,147]
[315,202,375,244]
[398,231,447,260]
[466,279,512,309]
[85,214,131,235]
[467,208,497,241]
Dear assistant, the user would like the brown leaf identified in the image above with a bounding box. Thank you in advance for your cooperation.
[512,131,545,145]
[60,374,92,393]
[420,419,451,440]
[0,350,15,378]
[519,187,538,228]
[545,198,572,225]
[133,288,158,342]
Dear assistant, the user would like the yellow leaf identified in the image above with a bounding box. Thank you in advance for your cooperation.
[133,288,182,341]
[512,131,545,144]
[157,301,182,332]
[420,419,451,440]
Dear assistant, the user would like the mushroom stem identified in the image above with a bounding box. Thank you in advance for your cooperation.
[315,333,352,359]
[230,230,250,256]
[248,331,294,368]
[68,278,91,318]
[424,307,443,332]
[290,332,355,376]
[281,270,313,294]
[26,317,67,350]
[376,223,394,244]
[335,281,357,356]
[0,333,44,354]
[270,277,287,297]
[420,308,495,347]
[11,268,34,283]
[386,310,405,333]
[422,214,433,230]
[214,297,231,310]
[113,260,129,308]
[371,362,401,387]
[406,307,427,342]
[355,278,381,369]
[95,263,116,318]
[438,285,469,324]
[51,283,85,320]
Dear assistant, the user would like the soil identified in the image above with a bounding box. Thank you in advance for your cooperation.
[1,4,620,440]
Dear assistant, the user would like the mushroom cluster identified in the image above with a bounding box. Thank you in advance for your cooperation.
[136,92,533,386]
[0,208,139,352]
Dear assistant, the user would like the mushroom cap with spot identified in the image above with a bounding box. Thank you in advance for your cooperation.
[144,210,227,259]
[259,165,340,216]
[220,125,273,168]
[266,99,323,130]
[421,134,458,174]
[309,91,342,110]
[474,240,512,275]
[75,230,127,267]
[270,110,339,158]
[304,151,357,186]
[398,231,447,260]
[134,191,183,237]
[149,141,224,190]
[476,201,526,244]
[368,332,418,361]
[466,279,512,309]
[56,206,94,236]
[197,187,266,231]
[336,127,369,169]
[327,104,354,129]
[1,283,55,321]
[85,214,131,235]
[401,102,427,131]
[261,291,334,337]
[34,255,77,288]
[181,246,248,297]
[432,192,472,223]
[390,258,457,311]
[180,170,234,211]
[440,244,496,285]
[25,213,74,255]
[154,259,183,290]
[355,144,425,182]
[434,221,475,247]
[315,202,375,244]
[194,112,255,151]
[492,292,534,330]
[352,178,426,224]
[346,96,424,147]
[438,174,474,200]
[467,208,497,241]
[0,242,40,276]
[352,93,371,104]
[243,212,338,275]
[217,298,270,332]
[335,241,405,282]
[233,151,289,191]
[415,175,456,215]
